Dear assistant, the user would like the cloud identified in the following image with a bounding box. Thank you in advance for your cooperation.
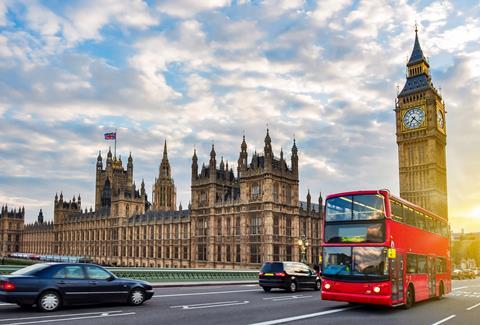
[156,0,231,18]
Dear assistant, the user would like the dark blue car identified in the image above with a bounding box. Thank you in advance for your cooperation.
[0,263,154,311]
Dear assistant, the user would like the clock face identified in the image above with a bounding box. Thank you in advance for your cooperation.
[403,107,425,129]
[437,110,445,129]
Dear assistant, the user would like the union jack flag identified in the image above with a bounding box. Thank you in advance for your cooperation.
[104,132,116,140]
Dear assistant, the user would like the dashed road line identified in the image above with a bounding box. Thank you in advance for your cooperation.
[170,300,250,310]
[248,306,356,325]
[3,311,136,325]
[263,295,312,302]
[466,302,480,311]
[431,315,456,325]
[0,310,124,323]
[452,286,468,291]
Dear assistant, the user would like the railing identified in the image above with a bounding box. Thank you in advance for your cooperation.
[0,265,259,282]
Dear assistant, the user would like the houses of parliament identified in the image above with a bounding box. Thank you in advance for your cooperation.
[1,30,448,268]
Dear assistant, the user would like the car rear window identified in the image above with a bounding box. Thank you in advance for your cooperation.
[261,262,284,273]
[11,264,50,275]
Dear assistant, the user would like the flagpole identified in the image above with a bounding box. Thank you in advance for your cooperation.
[114,128,117,158]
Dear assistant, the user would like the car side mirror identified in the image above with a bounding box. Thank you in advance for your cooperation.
[107,275,115,281]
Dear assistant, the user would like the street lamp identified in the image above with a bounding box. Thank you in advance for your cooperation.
[298,235,309,264]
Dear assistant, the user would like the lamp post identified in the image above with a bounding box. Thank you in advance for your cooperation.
[298,235,309,264]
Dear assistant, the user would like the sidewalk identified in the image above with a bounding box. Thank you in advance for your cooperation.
[150,280,258,288]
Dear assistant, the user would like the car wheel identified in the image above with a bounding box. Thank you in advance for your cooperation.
[38,291,62,312]
[403,286,415,309]
[262,287,271,293]
[288,281,297,293]
[128,288,146,306]
[314,280,321,291]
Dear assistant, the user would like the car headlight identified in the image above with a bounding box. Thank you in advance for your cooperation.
[324,283,331,290]
[373,286,380,293]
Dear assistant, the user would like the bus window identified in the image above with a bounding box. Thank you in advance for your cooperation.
[441,222,449,237]
[436,257,446,273]
[425,216,434,233]
[407,254,417,274]
[416,211,426,230]
[405,207,415,226]
[390,200,404,223]
[417,255,427,273]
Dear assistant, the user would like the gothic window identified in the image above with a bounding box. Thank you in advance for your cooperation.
[197,244,207,261]
[250,215,261,235]
[285,216,292,236]
[273,245,280,261]
[235,216,241,236]
[226,245,231,262]
[183,246,188,259]
[183,224,188,239]
[199,191,207,207]
[286,245,292,261]
[273,215,279,235]
[251,182,261,201]
[217,218,222,236]
[217,245,222,262]
[125,204,129,217]
[250,244,261,264]
[226,217,231,236]
[273,183,279,202]
[236,244,241,263]
[285,184,292,205]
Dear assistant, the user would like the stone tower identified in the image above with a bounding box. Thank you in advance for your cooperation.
[94,148,147,217]
[152,140,177,211]
[396,28,448,219]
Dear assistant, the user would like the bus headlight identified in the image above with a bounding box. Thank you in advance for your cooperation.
[324,283,331,290]
[373,286,381,293]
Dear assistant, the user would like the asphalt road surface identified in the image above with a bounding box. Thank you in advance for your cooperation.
[1,279,479,325]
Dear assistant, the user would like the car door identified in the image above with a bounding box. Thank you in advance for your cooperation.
[85,265,129,303]
[294,263,308,288]
[53,265,90,305]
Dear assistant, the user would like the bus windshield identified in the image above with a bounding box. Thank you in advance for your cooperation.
[326,194,385,221]
[323,246,388,281]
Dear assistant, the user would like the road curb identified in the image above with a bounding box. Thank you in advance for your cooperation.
[151,281,258,288]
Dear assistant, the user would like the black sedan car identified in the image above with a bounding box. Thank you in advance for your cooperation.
[259,261,320,292]
[0,263,154,311]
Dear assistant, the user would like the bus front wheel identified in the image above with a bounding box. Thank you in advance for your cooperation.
[404,286,415,309]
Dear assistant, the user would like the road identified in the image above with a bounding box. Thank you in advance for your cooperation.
[0,279,479,325]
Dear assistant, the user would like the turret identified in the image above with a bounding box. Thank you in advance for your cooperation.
[306,189,311,212]
[264,129,273,168]
[238,135,248,176]
[291,138,298,176]
[141,179,145,197]
[209,144,216,181]
[55,193,58,205]
[106,147,113,168]
[192,149,198,181]
[38,209,44,223]
[220,156,225,171]
[318,192,323,215]
[97,150,103,169]
[127,152,133,184]
[77,194,81,207]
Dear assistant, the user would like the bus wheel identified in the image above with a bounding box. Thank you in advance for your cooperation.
[404,286,415,309]
[436,282,444,300]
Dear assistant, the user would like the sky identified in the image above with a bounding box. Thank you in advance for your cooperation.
[0,0,479,232]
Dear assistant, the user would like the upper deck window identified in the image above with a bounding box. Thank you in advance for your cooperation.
[326,194,385,222]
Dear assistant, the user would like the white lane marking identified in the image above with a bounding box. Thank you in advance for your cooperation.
[0,310,124,322]
[6,312,136,325]
[249,306,355,325]
[0,303,13,306]
[467,302,480,311]
[431,315,456,325]
[263,295,312,302]
[452,286,468,291]
[171,300,249,310]
[244,284,257,287]
[154,289,259,298]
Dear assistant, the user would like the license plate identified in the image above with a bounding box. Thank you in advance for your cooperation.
[264,273,274,276]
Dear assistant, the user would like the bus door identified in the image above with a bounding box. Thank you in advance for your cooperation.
[390,253,404,304]
[428,256,436,297]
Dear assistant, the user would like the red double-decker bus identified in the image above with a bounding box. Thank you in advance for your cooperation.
[321,189,451,308]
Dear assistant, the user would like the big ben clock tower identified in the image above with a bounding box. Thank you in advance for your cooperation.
[396,27,448,219]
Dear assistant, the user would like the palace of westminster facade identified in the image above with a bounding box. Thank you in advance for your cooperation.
[1,30,449,268]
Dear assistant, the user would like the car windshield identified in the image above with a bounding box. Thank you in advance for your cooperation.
[324,222,385,243]
[322,247,388,281]
[11,264,50,275]
[261,262,284,273]
[326,194,385,221]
